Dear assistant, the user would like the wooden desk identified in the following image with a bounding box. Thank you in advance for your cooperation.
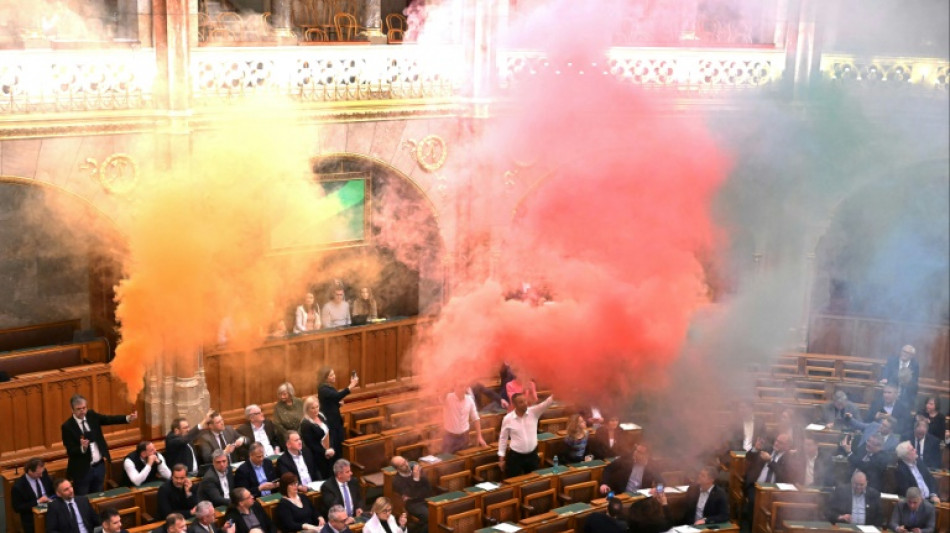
[425,490,478,533]
[784,520,860,533]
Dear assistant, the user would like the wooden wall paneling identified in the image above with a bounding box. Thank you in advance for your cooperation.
[396,322,416,380]
[852,319,901,360]
[204,353,221,412]
[808,316,850,355]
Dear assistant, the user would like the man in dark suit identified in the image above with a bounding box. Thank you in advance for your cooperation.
[11,457,55,533]
[158,464,199,519]
[680,466,729,526]
[277,431,321,488]
[820,391,862,432]
[224,488,276,533]
[798,436,835,488]
[880,345,919,392]
[321,504,353,532]
[826,471,883,527]
[234,442,278,498]
[321,459,365,519]
[61,394,137,495]
[100,507,130,533]
[236,404,281,457]
[895,441,941,504]
[599,444,664,495]
[889,487,936,533]
[911,421,942,470]
[583,497,628,532]
[866,384,913,437]
[166,411,213,477]
[841,433,891,492]
[188,500,237,533]
[46,478,100,533]
[196,412,247,467]
[744,433,797,488]
[198,450,236,507]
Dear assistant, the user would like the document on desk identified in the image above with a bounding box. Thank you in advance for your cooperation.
[306,480,325,492]
[805,424,826,431]
[671,526,701,533]
[880,492,899,500]
[775,483,798,491]
[620,423,641,430]
[493,523,522,532]
[857,526,881,533]
[637,489,654,497]
[419,455,442,463]
[476,482,501,491]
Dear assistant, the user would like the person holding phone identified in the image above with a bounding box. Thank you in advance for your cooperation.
[188,500,236,533]
[318,366,358,461]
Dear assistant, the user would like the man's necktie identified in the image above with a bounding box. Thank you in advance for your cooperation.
[917,439,923,456]
[342,482,353,516]
[766,459,776,482]
[33,478,42,498]
[909,510,917,524]
[863,454,870,462]
[218,433,227,450]
[69,501,81,528]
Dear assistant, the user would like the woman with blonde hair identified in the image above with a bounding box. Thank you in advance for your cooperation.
[363,497,408,533]
[563,413,590,464]
[273,382,304,444]
[293,292,321,333]
[299,395,334,478]
[352,287,379,321]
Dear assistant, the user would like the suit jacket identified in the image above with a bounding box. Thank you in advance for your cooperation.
[729,418,768,453]
[896,459,937,498]
[583,512,629,533]
[188,522,224,533]
[589,427,627,460]
[798,450,835,488]
[680,484,729,525]
[234,459,278,498]
[196,427,246,466]
[300,417,333,479]
[46,497,100,533]
[320,524,352,533]
[882,357,919,389]
[826,484,883,527]
[165,424,203,474]
[744,450,798,489]
[277,449,322,484]
[320,477,365,516]
[819,401,862,431]
[157,479,198,519]
[888,499,936,533]
[11,472,55,532]
[236,420,280,454]
[318,384,351,453]
[846,446,891,492]
[865,394,913,430]
[911,433,943,470]
[601,457,664,494]
[61,410,130,482]
[198,468,236,507]
[224,502,276,533]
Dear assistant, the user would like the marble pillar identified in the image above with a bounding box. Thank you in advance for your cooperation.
[361,0,386,44]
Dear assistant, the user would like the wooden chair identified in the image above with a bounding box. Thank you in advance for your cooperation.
[559,480,597,505]
[217,12,245,40]
[198,12,216,42]
[395,442,427,462]
[771,502,818,533]
[349,438,388,487]
[539,417,569,433]
[305,28,329,42]
[384,13,406,33]
[438,471,472,493]
[118,506,142,529]
[485,498,519,526]
[441,508,483,533]
[522,488,557,517]
[334,12,362,41]
[354,415,385,437]
[535,518,572,533]
[659,470,689,486]
[473,462,503,483]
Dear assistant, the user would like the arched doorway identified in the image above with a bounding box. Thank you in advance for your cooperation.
[0,177,126,354]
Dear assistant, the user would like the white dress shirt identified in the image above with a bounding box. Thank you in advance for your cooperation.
[251,423,275,456]
[291,452,313,485]
[695,486,713,521]
[443,392,479,434]
[73,416,102,464]
[498,395,554,457]
[123,452,172,486]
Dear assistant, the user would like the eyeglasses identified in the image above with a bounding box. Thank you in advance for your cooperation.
[249,412,263,416]
[381,508,392,513]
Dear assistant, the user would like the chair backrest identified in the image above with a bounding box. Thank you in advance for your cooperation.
[395,442,427,462]
[390,410,418,428]
[482,486,517,508]
[535,517,571,533]
[659,470,688,486]
[485,497,519,525]
[142,490,159,521]
[558,470,592,488]
[772,502,818,533]
[351,438,389,475]
[355,416,384,436]
[562,480,597,504]
[334,12,359,41]
[385,13,407,32]
[93,493,137,513]
[446,508,483,533]
[474,462,503,483]
[118,506,142,528]
[523,488,557,517]
[439,470,472,493]
[540,417,569,433]
[519,478,555,499]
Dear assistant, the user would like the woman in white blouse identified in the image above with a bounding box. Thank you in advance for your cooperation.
[362,497,408,533]
[293,292,321,334]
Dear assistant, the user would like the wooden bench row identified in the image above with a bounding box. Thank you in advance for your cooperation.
[0,338,109,379]
[0,319,81,353]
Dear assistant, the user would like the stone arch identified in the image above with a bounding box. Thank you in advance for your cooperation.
[310,152,446,315]
[0,176,127,349]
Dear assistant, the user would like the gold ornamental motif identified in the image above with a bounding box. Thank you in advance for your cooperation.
[404,134,447,172]
[81,153,139,195]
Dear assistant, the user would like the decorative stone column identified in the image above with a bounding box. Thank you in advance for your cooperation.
[361,0,386,44]
[270,0,298,44]
[143,348,211,436]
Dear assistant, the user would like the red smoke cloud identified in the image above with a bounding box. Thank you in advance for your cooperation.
[414,5,732,406]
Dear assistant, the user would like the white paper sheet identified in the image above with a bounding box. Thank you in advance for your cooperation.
[637,488,653,497]
[805,423,826,431]
[476,482,500,491]
[419,455,441,463]
[671,526,701,533]
[880,492,899,500]
[306,480,324,491]
[775,483,798,491]
[620,423,641,430]
[857,526,881,533]
[493,523,522,532]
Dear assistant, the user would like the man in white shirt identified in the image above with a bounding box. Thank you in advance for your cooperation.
[442,383,488,454]
[498,392,554,477]
[236,404,280,457]
[122,441,172,487]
